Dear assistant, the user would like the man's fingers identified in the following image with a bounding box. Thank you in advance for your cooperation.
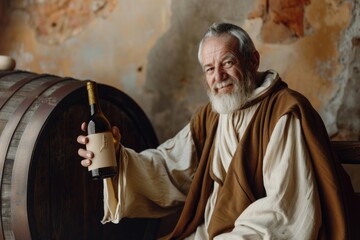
[81,122,87,132]
[81,159,92,167]
[77,135,88,145]
[78,148,93,159]
[112,126,121,143]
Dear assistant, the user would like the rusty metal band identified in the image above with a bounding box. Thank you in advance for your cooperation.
[0,70,25,79]
[0,73,50,110]
[0,76,74,240]
[11,80,84,240]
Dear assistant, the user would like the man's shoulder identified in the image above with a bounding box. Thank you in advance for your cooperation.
[272,85,314,110]
[267,84,318,121]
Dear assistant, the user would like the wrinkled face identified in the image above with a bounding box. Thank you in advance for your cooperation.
[201,35,244,95]
[200,35,256,114]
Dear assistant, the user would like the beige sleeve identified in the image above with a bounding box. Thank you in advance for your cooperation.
[102,123,197,224]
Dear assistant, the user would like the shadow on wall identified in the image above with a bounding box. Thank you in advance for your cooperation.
[0,1,11,51]
[336,38,360,141]
[143,0,257,142]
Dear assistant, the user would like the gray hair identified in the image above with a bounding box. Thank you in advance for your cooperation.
[198,23,257,66]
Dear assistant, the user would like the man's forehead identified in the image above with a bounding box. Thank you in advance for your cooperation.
[201,35,239,61]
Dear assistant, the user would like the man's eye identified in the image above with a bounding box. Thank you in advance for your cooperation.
[205,67,214,73]
[223,61,234,68]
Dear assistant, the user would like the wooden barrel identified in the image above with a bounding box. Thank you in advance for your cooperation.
[0,70,159,239]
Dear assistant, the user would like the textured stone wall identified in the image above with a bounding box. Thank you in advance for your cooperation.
[0,0,359,143]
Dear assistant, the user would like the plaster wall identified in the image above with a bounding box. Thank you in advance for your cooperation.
[0,0,359,163]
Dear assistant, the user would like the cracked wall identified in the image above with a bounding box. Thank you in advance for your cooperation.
[0,0,359,144]
[7,0,117,44]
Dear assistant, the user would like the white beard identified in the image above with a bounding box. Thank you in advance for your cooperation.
[207,74,256,114]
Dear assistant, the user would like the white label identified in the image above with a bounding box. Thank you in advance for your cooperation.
[86,132,117,171]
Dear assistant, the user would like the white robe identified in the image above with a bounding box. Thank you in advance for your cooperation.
[102,70,322,239]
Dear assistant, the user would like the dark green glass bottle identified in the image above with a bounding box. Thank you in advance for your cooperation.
[86,80,117,179]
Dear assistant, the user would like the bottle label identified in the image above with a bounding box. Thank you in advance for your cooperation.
[86,132,117,171]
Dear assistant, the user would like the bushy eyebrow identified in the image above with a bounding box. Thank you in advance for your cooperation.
[222,53,237,62]
[202,51,239,70]
[203,63,213,70]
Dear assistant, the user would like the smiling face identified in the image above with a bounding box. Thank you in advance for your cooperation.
[200,34,257,114]
[201,34,243,94]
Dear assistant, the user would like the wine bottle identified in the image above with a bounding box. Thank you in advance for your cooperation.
[86,80,117,179]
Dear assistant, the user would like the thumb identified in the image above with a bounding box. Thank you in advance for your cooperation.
[112,126,121,150]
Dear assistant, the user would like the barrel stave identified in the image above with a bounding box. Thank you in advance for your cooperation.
[0,71,159,239]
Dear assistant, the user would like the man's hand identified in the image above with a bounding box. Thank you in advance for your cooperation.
[77,122,121,167]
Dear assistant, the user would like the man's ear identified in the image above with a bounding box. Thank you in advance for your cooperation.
[251,50,260,70]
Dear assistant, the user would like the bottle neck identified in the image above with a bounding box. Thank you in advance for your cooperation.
[89,103,101,115]
[87,81,102,115]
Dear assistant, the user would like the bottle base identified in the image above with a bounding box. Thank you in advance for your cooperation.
[90,166,117,180]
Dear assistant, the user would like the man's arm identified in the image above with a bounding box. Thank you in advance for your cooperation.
[102,123,198,224]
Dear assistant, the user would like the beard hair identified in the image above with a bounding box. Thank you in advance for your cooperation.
[207,70,256,114]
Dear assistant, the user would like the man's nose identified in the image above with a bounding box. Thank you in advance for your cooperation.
[214,68,227,82]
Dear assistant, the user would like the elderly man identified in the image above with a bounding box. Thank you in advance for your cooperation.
[78,23,356,239]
